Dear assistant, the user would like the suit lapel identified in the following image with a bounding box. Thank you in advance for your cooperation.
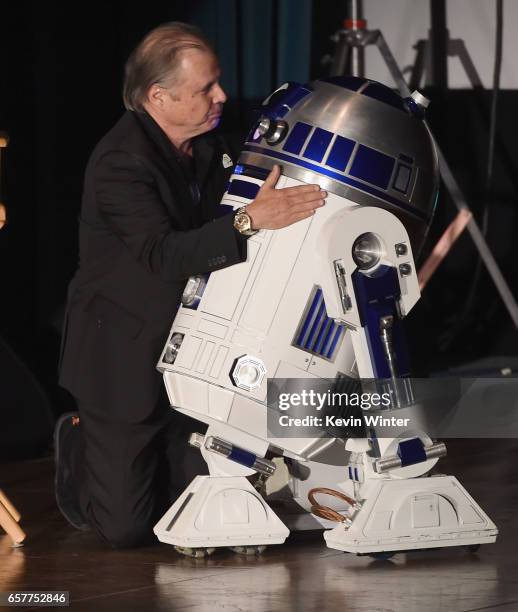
[134,112,195,228]
[193,134,216,191]
[193,134,235,222]
[133,113,230,228]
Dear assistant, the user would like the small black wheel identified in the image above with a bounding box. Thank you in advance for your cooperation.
[228,545,267,555]
[369,551,396,560]
[174,546,216,558]
[468,544,481,553]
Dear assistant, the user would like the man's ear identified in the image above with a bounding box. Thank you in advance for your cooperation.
[147,85,164,109]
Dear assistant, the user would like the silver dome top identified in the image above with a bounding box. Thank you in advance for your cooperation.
[239,76,439,253]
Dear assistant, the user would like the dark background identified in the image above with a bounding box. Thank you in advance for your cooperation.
[1,0,517,458]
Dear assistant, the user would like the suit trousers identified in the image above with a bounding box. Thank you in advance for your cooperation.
[76,388,208,548]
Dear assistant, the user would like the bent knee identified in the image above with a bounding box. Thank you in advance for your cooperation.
[91,514,156,549]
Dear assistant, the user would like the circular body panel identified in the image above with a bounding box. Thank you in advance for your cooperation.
[352,232,383,271]
[231,355,267,392]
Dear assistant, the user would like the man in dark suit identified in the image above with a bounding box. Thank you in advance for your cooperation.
[55,22,327,548]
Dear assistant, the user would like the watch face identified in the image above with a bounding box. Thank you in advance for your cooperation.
[235,213,250,232]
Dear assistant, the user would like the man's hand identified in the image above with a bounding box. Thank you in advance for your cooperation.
[246,165,326,230]
[0,204,6,230]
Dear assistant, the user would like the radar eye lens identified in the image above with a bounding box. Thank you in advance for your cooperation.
[257,118,271,136]
[256,118,288,144]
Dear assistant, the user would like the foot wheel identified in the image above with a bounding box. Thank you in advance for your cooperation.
[369,551,396,560]
[174,546,216,558]
[357,551,396,560]
[228,545,267,556]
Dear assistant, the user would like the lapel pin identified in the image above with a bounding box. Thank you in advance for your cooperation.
[222,153,233,168]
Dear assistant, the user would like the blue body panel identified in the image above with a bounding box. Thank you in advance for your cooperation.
[283,122,312,155]
[398,438,426,467]
[228,179,260,200]
[303,128,333,163]
[294,288,345,360]
[351,265,410,378]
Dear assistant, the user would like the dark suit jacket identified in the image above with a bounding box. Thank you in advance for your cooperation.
[59,111,246,422]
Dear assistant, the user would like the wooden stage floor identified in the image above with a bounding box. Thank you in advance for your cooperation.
[1,439,517,612]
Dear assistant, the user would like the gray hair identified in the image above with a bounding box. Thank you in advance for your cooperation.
[123,22,213,112]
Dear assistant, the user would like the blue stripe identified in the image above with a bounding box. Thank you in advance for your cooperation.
[294,288,346,360]
[228,179,260,199]
[321,321,337,355]
[234,164,270,181]
[296,289,322,345]
[314,318,333,353]
[285,86,311,107]
[305,299,326,348]
[242,144,430,222]
[322,76,367,92]
[268,86,311,118]
[229,447,257,468]
[362,83,406,113]
[397,438,426,467]
[326,326,344,359]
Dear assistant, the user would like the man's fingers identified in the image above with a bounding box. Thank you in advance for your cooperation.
[260,164,281,190]
[250,172,326,230]
[289,200,325,217]
[287,190,327,206]
[280,183,321,197]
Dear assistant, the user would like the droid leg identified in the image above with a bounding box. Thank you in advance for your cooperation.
[153,425,289,551]
[323,425,497,554]
[317,208,497,554]
[324,473,498,555]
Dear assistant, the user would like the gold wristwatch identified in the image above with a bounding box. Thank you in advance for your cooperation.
[233,206,258,237]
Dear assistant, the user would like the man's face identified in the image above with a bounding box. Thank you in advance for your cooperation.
[156,49,227,139]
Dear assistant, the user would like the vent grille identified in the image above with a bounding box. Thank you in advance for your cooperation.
[294,287,345,361]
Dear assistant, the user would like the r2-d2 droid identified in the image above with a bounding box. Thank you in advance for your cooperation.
[154,76,497,556]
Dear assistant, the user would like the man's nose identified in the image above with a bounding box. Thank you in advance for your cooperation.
[214,83,227,104]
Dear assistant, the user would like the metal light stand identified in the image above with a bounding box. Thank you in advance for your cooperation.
[408,0,484,91]
[328,0,518,329]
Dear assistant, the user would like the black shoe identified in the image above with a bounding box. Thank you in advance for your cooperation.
[54,412,90,531]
